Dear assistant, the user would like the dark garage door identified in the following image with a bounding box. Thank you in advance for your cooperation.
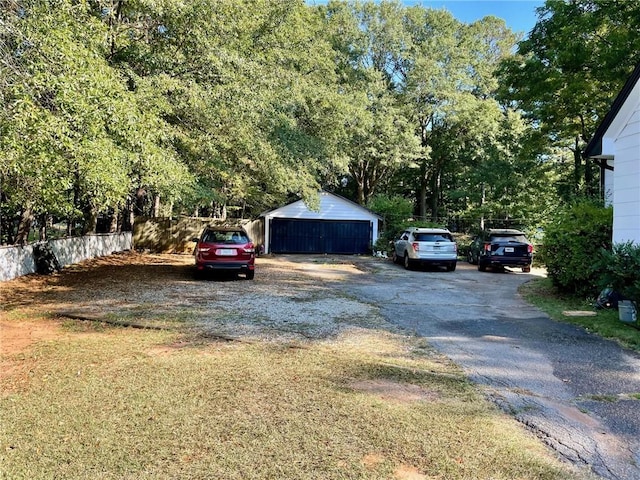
[270,219,371,254]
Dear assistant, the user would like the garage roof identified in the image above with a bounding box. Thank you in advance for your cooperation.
[261,191,382,221]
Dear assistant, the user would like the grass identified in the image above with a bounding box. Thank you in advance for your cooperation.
[0,319,588,480]
[519,277,640,352]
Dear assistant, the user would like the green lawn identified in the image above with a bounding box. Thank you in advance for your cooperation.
[0,319,591,480]
[520,277,640,352]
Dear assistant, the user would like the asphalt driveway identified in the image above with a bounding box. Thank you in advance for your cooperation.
[336,258,640,480]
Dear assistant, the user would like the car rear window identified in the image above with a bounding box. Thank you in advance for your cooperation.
[490,235,528,243]
[202,230,248,244]
[414,233,453,242]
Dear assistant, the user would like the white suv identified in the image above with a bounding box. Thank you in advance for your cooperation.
[391,227,457,271]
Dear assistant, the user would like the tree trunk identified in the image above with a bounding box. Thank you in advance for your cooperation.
[109,212,119,233]
[430,171,439,222]
[418,181,427,219]
[573,139,582,195]
[135,187,146,216]
[38,213,48,241]
[356,182,365,206]
[15,207,33,245]
[83,205,98,235]
[152,194,160,217]
[417,159,429,218]
[585,155,596,197]
[480,183,486,231]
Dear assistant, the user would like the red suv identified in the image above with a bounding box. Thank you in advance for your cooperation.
[193,227,255,279]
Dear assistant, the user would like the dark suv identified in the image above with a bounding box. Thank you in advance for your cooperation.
[468,229,533,273]
[193,227,255,279]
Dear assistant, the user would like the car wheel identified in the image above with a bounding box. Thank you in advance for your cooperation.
[392,251,399,264]
[467,252,474,264]
[447,262,456,272]
[246,270,255,280]
[404,253,412,270]
[522,265,531,273]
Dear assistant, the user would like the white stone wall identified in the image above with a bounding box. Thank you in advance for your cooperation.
[0,232,132,282]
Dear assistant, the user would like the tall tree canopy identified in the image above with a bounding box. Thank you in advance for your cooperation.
[7,0,633,244]
[498,0,640,200]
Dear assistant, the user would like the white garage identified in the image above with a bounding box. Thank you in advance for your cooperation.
[261,192,382,255]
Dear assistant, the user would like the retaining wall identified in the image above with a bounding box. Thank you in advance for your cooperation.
[0,232,133,282]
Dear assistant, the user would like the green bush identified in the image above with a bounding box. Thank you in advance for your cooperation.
[595,242,640,304]
[367,195,414,246]
[542,201,612,297]
[454,233,474,258]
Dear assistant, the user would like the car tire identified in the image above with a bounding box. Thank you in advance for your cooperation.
[467,252,475,264]
[246,270,255,280]
[392,251,399,264]
[447,262,456,272]
[522,265,531,273]
[404,253,412,270]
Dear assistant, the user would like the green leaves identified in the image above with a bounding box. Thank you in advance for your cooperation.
[542,201,613,296]
[5,0,625,243]
[498,0,640,198]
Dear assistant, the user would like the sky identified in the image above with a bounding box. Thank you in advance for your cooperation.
[411,0,545,36]
[308,1,547,38]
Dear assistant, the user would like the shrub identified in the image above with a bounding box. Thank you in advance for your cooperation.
[367,195,413,247]
[595,242,640,304]
[454,233,474,258]
[542,201,612,297]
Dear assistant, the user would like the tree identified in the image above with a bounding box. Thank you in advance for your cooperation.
[401,9,521,220]
[105,0,346,216]
[0,1,194,242]
[498,0,640,200]
[321,0,423,205]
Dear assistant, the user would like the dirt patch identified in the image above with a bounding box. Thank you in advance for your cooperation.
[361,453,429,479]
[0,320,62,357]
[349,379,440,403]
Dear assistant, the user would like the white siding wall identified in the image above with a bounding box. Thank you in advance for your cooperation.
[612,108,640,244]
[262,192,380,253]
[604,163,614,207]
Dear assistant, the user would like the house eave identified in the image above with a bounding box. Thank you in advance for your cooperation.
[584,62,640,159]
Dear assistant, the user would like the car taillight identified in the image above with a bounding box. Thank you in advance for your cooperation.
[528,244,534,254]
[484,243,491,252]
[412,242,419,251]
[197,246,210,253]
[243,243,255,254]
[454,243,457,252]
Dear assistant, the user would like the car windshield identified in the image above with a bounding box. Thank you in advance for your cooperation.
[414,233,453,242]
[490,234,528,243]
[203,230,248,244]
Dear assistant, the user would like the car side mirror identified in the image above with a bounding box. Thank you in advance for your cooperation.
[191,237,199,242]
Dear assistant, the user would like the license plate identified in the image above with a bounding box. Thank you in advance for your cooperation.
[505,247,514,253]
[216,248,236,256]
